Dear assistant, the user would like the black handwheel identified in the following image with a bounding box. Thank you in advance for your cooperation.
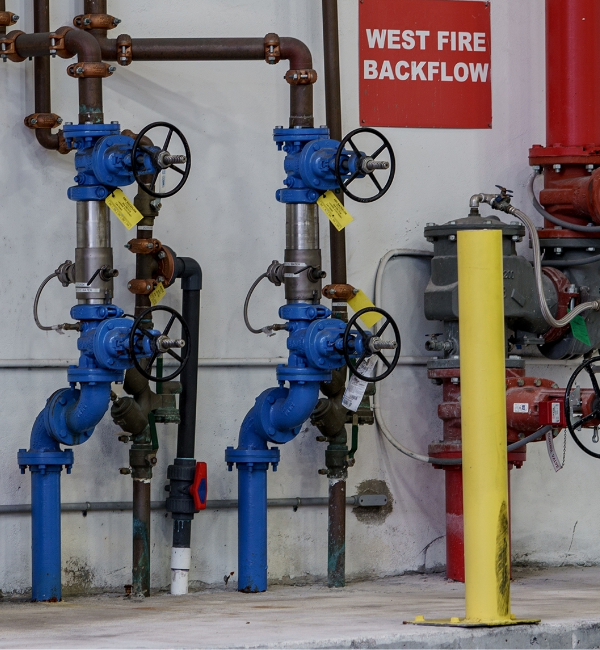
[334,127,395,203]
[565,355,600,459]
[131,122,191,198]
[343,307,401,382]
[129,305,191,382]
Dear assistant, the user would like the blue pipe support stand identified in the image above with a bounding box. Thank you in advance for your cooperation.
[63,122,157,201]
[18,304,157,601]
[273,127,365,204]
[226,303,362,592]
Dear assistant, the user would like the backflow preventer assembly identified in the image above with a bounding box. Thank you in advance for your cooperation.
[6,0,600,620]
[3,0,401,600]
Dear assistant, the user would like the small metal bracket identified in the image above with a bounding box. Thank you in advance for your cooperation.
[24,113,63,130]
[357,494,387,507]
[73,14,121,30]
[0,11,19,27]
[49,26,73,59]
[0,30,25,62]
[285,68,318,85]
[67,61,115,78]
[116,33,132,66]
[264,33,280,65]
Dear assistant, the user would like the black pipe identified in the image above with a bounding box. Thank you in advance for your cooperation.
[167,256,202,564]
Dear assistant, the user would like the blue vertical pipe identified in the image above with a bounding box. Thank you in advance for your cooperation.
[237,463,269,592]
[31,466,62,601]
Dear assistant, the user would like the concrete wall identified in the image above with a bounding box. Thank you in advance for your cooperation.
[2,0,589,596]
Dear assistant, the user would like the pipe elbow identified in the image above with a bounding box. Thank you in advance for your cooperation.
[175,256,203,291]
[45,383,112,446]
[64,28,102,62]
[270,381,320,436]
[280,37,312,70]
[30,409,61,452]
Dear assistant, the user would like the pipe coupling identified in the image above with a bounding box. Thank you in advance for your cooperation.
[285,69,317,85]
[264,33,281,65]
[73,14,121,31]
[0,30,25,62]
[67,61,115,78]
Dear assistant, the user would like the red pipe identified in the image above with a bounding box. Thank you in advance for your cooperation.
[546,0,600,147]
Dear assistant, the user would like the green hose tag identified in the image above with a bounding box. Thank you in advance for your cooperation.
[570,315,591,346]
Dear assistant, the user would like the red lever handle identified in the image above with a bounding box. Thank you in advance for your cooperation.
[189,462,207,511]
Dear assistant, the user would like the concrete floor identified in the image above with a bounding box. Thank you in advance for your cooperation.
[1,566,600,649]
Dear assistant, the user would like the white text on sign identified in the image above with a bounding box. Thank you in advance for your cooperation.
[364,29,488,83]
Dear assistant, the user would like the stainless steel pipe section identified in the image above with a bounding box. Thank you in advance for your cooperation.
[284,203,323,303]
[75,201,113,304]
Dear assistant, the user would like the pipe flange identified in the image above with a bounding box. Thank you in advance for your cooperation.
[0,30,25,62]
[67,61,115,78]
[49,26,73,59]
[18,449,74,473]
[116,33,132,66]
[73,14,121,31]
[285,68,317,85]
[24,113,63,130]
[264,33,281,65]
[0,11,18,27]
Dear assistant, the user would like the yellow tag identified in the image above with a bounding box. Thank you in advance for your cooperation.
[347,289,383,328]
[317,190,354,231]
[105,189,144,230]
[149,282,166,306]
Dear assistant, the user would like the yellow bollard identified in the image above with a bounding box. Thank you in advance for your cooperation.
[408,229,539,628]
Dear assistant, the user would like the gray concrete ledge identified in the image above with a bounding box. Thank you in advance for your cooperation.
[1,566,600,649]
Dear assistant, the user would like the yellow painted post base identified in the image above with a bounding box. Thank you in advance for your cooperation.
[405,615,540,628]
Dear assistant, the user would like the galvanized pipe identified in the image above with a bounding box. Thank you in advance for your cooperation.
[75,201,112,304]
[0,495,378,514]
[285,203,322,303]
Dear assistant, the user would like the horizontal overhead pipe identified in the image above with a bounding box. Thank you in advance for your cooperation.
[0,495,380,514]
[89,33,314,127]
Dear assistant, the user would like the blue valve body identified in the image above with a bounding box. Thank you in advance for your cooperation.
[273,127,364,204]
[63,122,157,201]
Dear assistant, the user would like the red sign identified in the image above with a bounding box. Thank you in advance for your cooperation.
[359,0,492,129]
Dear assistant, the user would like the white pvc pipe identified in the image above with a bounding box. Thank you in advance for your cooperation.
[170,546,191,595]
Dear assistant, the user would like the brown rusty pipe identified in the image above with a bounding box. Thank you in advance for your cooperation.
[90,34,314,127]
[321,0,347,286]
[0,0,6,35]
[15,29,104,123]
[33,0,59,150]
[64,29,104,123]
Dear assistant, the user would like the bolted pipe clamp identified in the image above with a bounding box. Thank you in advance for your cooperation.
[264,33,281,65]
[73,14,121,30]
[67,61,115,78]
[49,26,73,59]
[127,279,158,295]
[116,33,132,66]
[0,30,25,62]
[24,113,63,130]
[285,68,317,85]
[322,284,356,301]
[0,11,19,27]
